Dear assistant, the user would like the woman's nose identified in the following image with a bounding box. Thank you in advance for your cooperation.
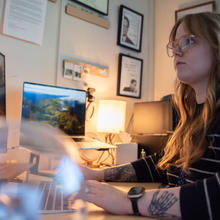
[173,47,183,57]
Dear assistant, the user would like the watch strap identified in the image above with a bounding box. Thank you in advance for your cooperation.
[130,198,141,216]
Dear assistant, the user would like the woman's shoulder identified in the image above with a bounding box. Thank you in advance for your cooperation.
[208,105,220,133]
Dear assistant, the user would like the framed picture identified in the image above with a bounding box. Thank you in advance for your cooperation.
[117,53,143,99]
[117,5,144,52]
[70,0,109,15]
[175,1,215,21]
[48,0,57,3]
[0,52,6,116]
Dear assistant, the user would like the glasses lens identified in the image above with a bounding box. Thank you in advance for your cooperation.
[179,35,196,51]
[166,43,174,57]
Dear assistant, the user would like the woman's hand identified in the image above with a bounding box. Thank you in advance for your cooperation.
[80,165,104,181]
[77,181,182,219]
[79,180,132,215]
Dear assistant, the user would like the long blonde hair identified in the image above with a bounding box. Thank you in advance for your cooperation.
[158,12,220,172]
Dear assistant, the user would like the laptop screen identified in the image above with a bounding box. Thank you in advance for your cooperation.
[21,82,87,135]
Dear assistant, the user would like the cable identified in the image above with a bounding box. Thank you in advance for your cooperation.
[85,87,95,120]
[86,102,95,120]
[96,150,105,164]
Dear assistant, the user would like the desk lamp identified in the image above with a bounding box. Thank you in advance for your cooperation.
[97,100,126,144]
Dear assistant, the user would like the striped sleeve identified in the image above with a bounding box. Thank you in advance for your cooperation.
[180,171,220,220]
[131,151,168,184]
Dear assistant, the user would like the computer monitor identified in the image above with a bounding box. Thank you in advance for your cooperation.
[21,82,87,135]
[0,53,6,117]
[0,52,7,153]
[132,100,173,135]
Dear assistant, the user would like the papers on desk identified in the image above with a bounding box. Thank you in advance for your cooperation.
[2,0,47,45]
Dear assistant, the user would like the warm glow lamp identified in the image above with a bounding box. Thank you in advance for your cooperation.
[97,100,126,134]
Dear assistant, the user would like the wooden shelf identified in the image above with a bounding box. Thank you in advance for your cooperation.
[65,3,110,29]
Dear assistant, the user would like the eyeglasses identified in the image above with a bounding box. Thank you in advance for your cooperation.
[166,35,197,57]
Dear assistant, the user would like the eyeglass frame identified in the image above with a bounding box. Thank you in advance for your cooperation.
[166,34,197,57]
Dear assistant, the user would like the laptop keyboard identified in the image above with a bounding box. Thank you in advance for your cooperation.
[31,180,75,213]
[72,137,116,150]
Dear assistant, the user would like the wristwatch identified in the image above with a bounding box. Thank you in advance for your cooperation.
[127,186,145,216]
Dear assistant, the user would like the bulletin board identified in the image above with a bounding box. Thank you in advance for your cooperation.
[63,59,109,81]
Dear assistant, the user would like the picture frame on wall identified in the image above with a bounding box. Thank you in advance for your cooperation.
[117,5,144,52]
[48,0,57,3]
[175,1,215,21]
[117,53,143,99]
[70,0,109,15]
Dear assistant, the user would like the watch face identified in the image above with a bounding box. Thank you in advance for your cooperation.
[128,186,145,198]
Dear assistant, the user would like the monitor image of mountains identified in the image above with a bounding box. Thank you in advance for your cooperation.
[22,89,86,135]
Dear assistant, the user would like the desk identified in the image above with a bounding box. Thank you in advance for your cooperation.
[40,182,161,220]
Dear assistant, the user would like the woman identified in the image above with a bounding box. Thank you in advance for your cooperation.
[80,12,220,220]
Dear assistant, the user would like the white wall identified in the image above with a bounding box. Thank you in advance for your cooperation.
[0,0,154,148]
[154,0,219,100]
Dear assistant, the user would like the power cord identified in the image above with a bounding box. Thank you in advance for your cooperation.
[86,87,95,120]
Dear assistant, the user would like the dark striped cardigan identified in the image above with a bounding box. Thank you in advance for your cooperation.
[131,124,220,220]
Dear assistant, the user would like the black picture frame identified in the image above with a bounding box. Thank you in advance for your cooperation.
[117,53,143,99]
[175,1,215,22]
[70,0,109,15]
[0,52,6,116]
[117,5,144,52]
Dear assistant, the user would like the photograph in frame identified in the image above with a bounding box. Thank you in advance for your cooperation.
[117,5,144,52]
[70,0,109,15]
[117,53,143,99]
[175,1,215,21]
[0,52,6,116]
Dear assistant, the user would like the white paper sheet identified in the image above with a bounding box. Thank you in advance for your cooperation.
[3,0,47,45]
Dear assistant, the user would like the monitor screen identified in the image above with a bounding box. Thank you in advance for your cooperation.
[132,100,172,134]
[21,82,87,135]
[0,52,7,153]
[0,53,6,116]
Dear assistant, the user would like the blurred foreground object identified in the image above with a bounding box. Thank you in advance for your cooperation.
[0,183,41,220]
[20,120,81,162]
[0,162,33,181]
[20,119,85,192]
[55,155,84,195]
[1,119,86,218]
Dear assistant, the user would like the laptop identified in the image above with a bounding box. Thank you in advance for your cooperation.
[21,82,115,150]
[0,180,77,214]
[29,180,76,214]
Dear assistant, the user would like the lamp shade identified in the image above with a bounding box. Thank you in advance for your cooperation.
[97,100,126,133]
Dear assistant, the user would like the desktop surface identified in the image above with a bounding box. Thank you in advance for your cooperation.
[40,182,160,220]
